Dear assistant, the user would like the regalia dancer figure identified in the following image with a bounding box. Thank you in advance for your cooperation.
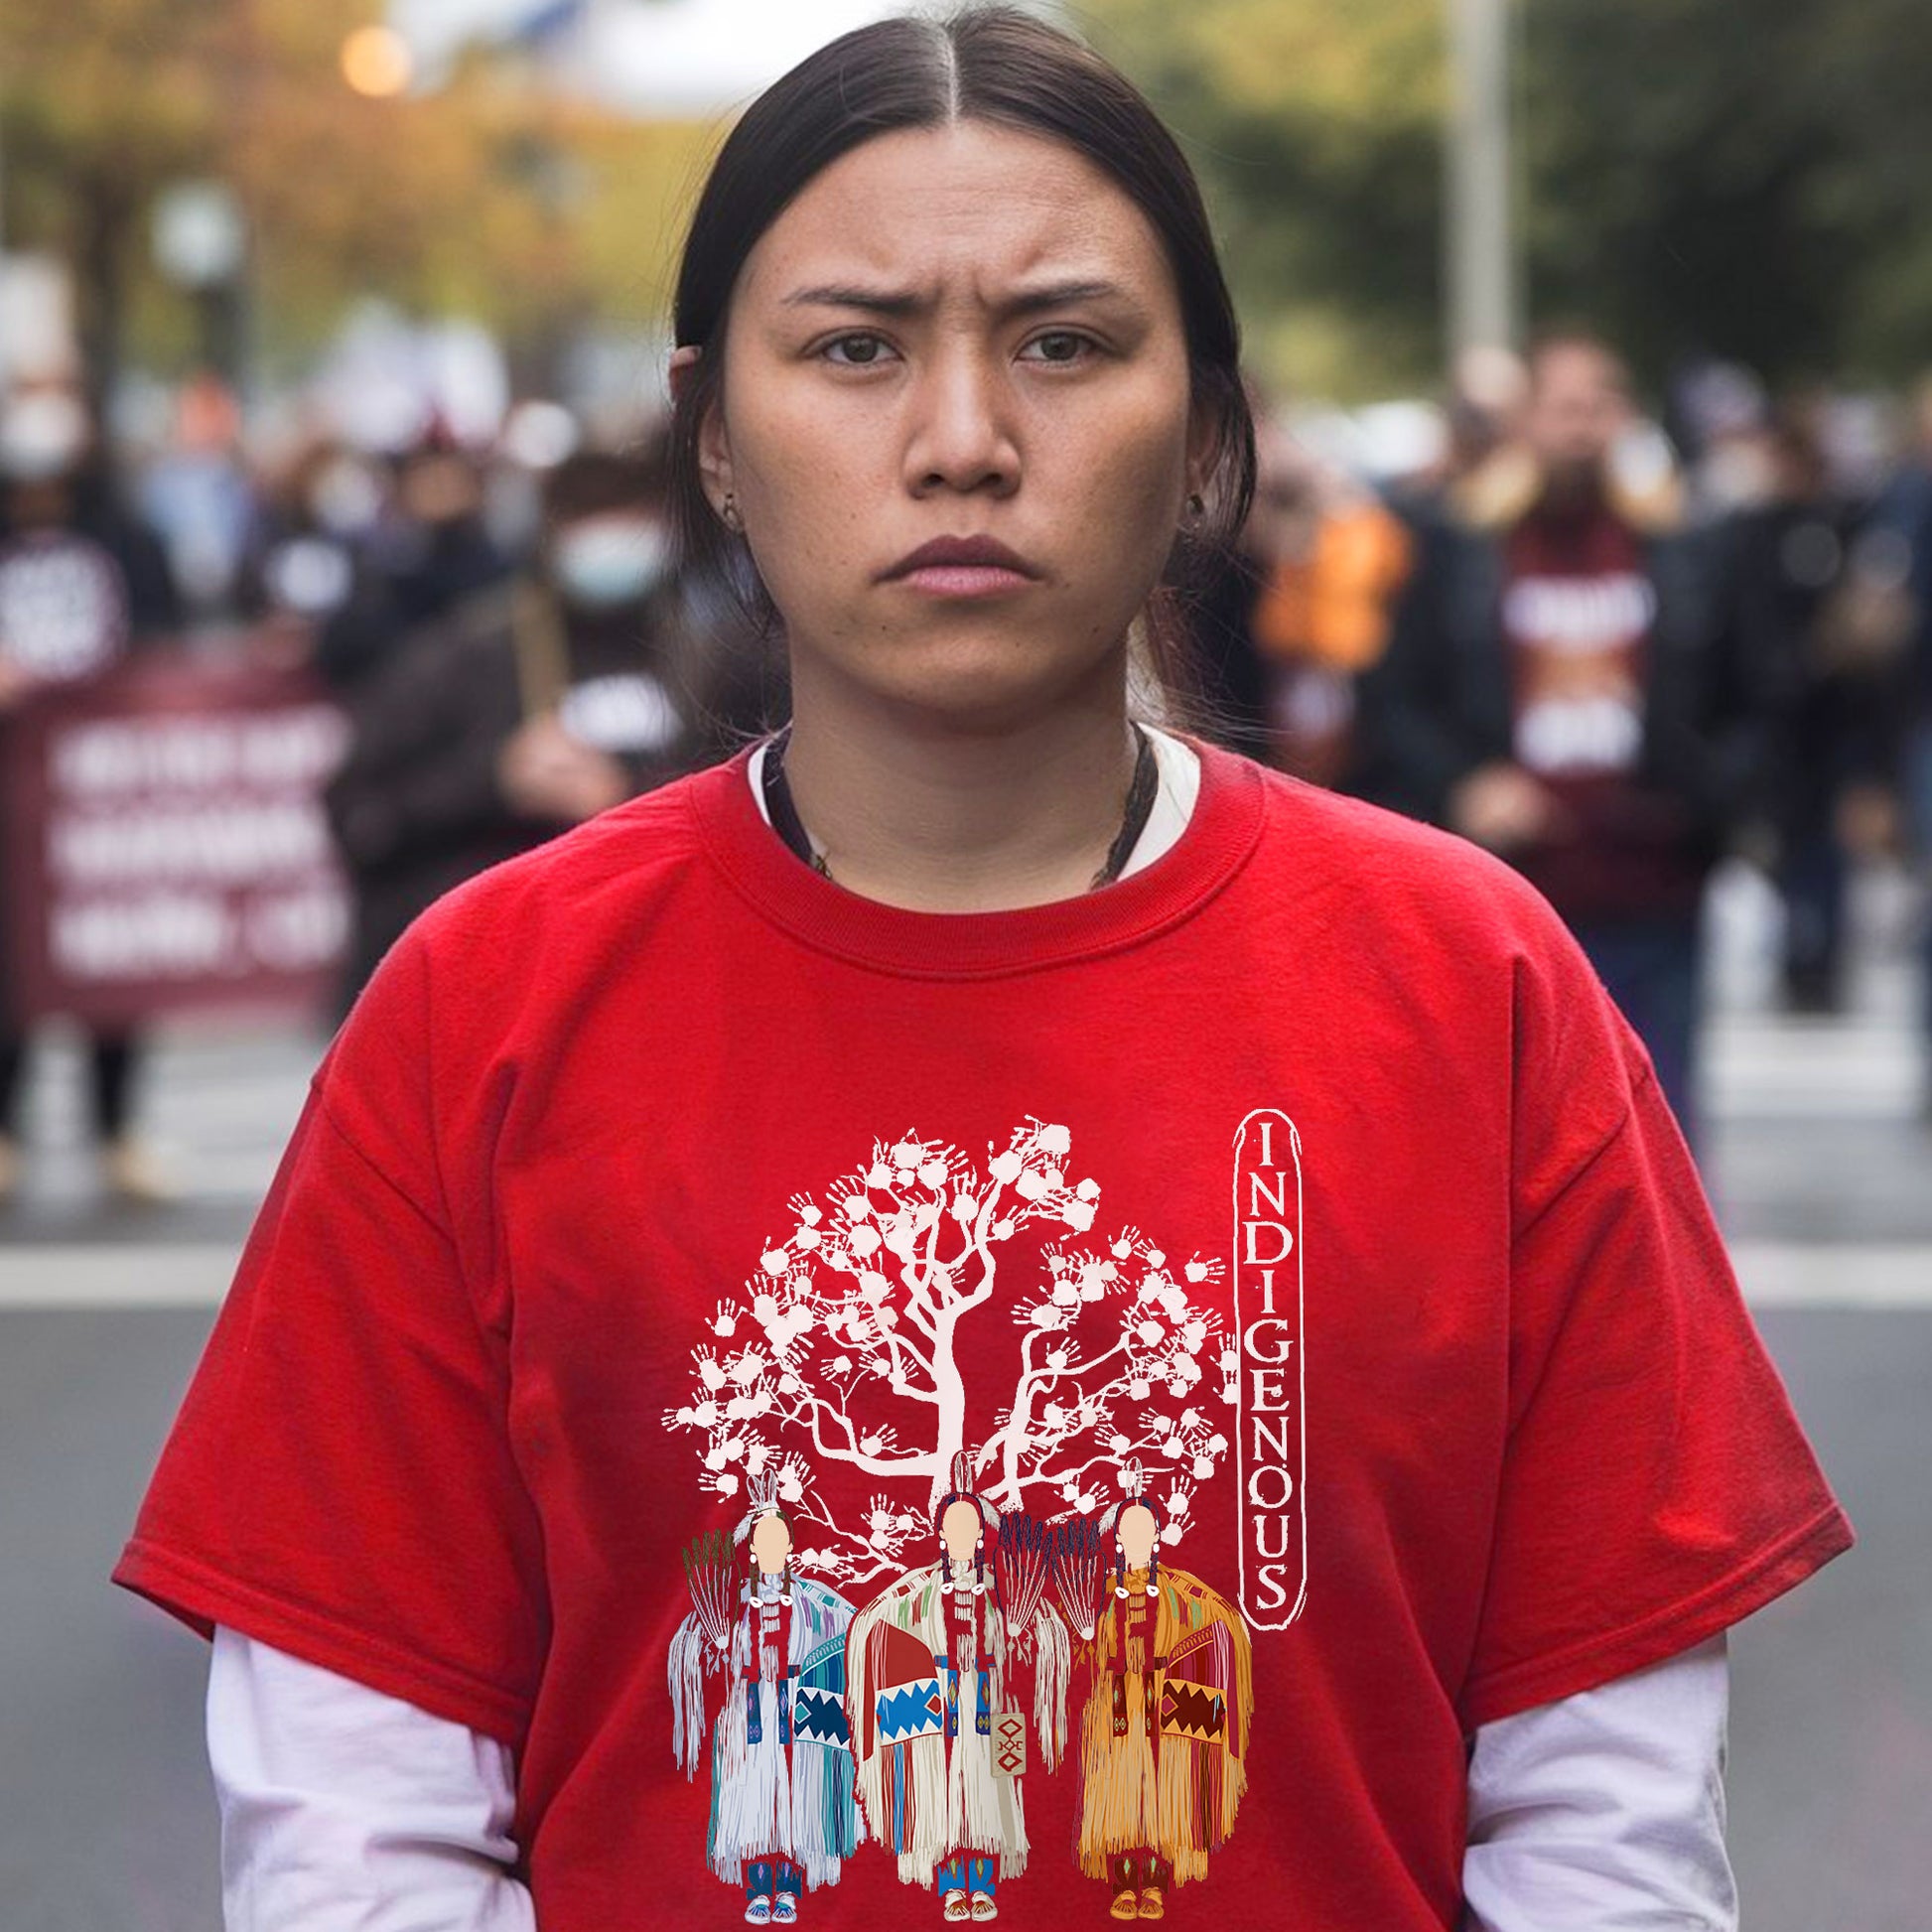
[844,1452,1070,1923]
[668,1474,863,1924]
[1052,1497,1253,1921]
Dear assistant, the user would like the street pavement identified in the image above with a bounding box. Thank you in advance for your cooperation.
[1,859,1927,1930]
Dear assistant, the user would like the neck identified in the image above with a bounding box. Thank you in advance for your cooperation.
[1534,464,1607,518]
[778,643,1142,913]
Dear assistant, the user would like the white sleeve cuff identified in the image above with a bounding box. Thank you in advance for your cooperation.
[207,1624,538,1932]
[1462,1631,1736,1931]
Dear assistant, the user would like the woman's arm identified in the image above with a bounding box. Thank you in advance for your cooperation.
[1462,1632,1735,1931]
[207,1625,538,1932]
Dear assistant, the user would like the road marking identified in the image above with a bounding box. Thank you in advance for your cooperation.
[1701,1019,1925,1122]
[0,1245,238,1308]
[0,1241,1926,1310]
[1728,1242,1932,1309]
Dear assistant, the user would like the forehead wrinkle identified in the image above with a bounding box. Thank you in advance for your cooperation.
[778,272,1144,326]
[741,126,1178,330]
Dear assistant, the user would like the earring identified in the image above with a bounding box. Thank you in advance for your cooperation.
[721,490,743,533]
[1184,491,1205,520]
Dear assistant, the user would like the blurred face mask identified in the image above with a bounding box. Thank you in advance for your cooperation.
[0,390,89,484]
[307,457,384,537]
[550,514,670,610]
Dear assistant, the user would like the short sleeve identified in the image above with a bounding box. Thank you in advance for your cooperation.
[1455,911,1855,1730]
[111,929,545,1746]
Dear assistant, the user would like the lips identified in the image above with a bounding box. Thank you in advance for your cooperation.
[880,535,1041,582]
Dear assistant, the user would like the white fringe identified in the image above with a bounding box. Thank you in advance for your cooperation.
[1031,1606,1070,1773]
[667,1612,715,1780]
[791,1740,852,1889]
[945,1716,1029,1877]
[702,1581,861,1888]
[708,1670,797,1881]
[850,1568,1039,1886]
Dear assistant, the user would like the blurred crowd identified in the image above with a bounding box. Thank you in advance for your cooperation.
[3,329,1932,1199]
[1202,336,1932,1155]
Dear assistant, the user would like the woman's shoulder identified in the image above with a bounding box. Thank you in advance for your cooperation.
[410,752,740,953]
[1223,747,1578,966]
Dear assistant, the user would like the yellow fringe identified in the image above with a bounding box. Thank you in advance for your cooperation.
[1072,1568,1253,1889]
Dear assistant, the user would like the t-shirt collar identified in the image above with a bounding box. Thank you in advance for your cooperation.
[688,726,1265,979]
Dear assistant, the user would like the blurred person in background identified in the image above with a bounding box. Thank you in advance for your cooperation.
[1672,359,1775,524]
[1864,372,1932,1115]
[1722,400,1910,1015]
[1435,344,1530,506]
[136,371,259,624]
[1359,332,1773,1152]
[1186,401,1413,783]
[311,430,508,694]
[1241,411,1413,790]
[235,435,387,654]
[323,436,758,1008]
[0,383,182,1205]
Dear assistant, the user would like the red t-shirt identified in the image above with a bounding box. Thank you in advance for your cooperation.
[114,734,1852,1930]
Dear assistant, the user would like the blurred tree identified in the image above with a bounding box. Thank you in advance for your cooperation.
[1519,0,1932,387]
[1079,0,1447,398]
[1085,0,1932,396]
[8,0,1932,406]
[0,0,713,397]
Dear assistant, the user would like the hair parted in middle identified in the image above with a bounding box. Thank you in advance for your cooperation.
[664,5,1257,733]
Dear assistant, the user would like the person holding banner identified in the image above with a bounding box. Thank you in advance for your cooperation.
[0,383,181,1205]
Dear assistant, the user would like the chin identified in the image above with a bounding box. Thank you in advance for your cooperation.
[825,624,1120,728]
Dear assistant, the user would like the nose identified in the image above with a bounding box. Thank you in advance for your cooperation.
[902,343,1020,499]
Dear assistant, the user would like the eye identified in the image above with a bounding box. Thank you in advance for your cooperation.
[1021,331,1099,366]
[819,333,896,368]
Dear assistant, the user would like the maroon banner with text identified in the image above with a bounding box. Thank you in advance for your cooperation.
[1,649,350,1028]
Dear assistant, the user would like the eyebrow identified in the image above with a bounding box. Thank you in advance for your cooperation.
[779,278,1135,319]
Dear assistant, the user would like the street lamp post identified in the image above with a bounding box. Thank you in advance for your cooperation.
[1445,0,1516,357]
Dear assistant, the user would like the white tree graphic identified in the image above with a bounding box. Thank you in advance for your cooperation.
[664,1118,1235,1585]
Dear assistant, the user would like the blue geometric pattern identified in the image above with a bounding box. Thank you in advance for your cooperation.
[798,1633,846,1690]
[875,1677,945,1743]
[793,1683,851,1746]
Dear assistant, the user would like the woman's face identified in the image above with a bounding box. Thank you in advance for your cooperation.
[1117,1503,1158,1569]
[750,1511,792,1576]
[690,119,1212,727]
[941,1498,985,1562]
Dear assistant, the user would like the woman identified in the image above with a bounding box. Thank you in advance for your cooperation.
[669,1478,863,1923]
[843,1453,1068,1921]
[113,12,1852,1932]
[1058,1498,1252,1920]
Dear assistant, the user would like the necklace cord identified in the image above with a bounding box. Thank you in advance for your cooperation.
[761,722,1160,892]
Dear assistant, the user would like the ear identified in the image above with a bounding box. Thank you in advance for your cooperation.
[1183,394,1221,510]
[669,344,736,520]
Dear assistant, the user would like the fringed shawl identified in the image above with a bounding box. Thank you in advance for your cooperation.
[844,1563,1069,1887]
[1072,1567,1253,1888]
[667,1576,863,1890]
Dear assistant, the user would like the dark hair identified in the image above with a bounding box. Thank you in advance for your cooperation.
[667,5,1256,730]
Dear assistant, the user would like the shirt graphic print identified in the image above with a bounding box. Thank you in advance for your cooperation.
[661,1101,1302,1913]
